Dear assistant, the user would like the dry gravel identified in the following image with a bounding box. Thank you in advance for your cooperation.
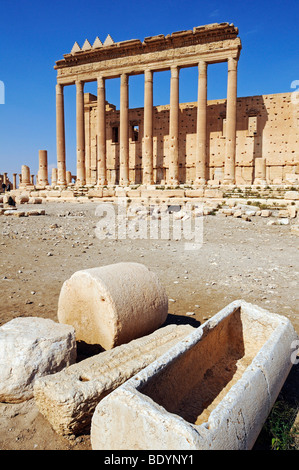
[0,201,298,450]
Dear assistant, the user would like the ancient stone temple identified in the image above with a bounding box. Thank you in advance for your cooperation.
[54,23,299,188]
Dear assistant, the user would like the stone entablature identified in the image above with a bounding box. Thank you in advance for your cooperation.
[55,23,241,84]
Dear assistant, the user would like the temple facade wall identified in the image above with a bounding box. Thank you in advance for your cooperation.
[84,91,299,186]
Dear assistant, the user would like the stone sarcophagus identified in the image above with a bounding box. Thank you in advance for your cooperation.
[91,300,298,450]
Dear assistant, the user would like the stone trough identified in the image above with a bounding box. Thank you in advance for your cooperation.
[57,262,168,350]
[91,300,298,450]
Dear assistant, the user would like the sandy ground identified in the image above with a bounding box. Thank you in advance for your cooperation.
[0,200,298,450]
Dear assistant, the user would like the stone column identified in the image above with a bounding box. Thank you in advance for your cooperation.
[56,83,67,186]
[66,171,72,185]
[13,174,17,190]
[224,57,238,184]
[195,61,207,185]
[143,69,154,185]
[119,73,129,186]
[168,65,180,185]
[22,165,30,185]
[97,76,107,186]
[37,150,49,187]
[31,175,35,186]
[51,168,58,187]
[76,80,86,186]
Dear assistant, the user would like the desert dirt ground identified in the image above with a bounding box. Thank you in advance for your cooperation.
[0,200,298,450]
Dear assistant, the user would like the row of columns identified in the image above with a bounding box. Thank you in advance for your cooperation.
[56,57,238,187]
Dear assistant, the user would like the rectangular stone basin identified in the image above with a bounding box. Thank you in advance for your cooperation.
[91,300,298,450]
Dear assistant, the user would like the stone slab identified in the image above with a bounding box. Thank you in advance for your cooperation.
[0,317,76,403]
[34,324,194,436]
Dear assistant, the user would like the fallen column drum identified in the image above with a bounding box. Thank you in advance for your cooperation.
[58,262,168,350]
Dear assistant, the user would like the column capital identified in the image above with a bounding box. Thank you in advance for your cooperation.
[97,75,105,87]
[170,65,179,78]
[120,72,129,85]
[56,83,64,93]
[198,60,207,74]
[75,80,85,90]
[227,57,238,72]
[144,69,153,82]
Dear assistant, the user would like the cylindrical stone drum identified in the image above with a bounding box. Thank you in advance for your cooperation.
[21,165,30,184]
[57,262,168,350]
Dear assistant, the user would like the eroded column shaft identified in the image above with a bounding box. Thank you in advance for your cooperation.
[196,61,207,185]
[76,80,86,186]
[224,57,238,184]
[119,73,129,186]
[56,84,67,186]
[97,76,107,186]
[143,69,154,185]
[38,150,49,187]
[168,66,179,185]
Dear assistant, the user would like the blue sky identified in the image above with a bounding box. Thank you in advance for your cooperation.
[0,0,298,177]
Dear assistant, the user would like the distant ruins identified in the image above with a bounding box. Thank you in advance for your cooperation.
[2,22,299,192]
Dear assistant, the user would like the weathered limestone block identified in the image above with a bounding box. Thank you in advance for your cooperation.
[13,211,26,218]
[233,210,242,218]
[25,210,45,216]
[278,209,289,218]
[288,205,297,218]
[58,262,168,350]
[185,189,204,198]
[285,191,299,200]
[4,210,17,216]
[0,317,76,403]
[91,300,298,451]
[260,209,272,217]
[126,189,141,198]
[219,208,233,216]
[102,188,115,197]
[204,188,224,198]
[15,195,29,204]
[45,190,61,198]
[34,324,194,436]
[28,197,42,204]
[236,204,258,213]
[87,189,103,198]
